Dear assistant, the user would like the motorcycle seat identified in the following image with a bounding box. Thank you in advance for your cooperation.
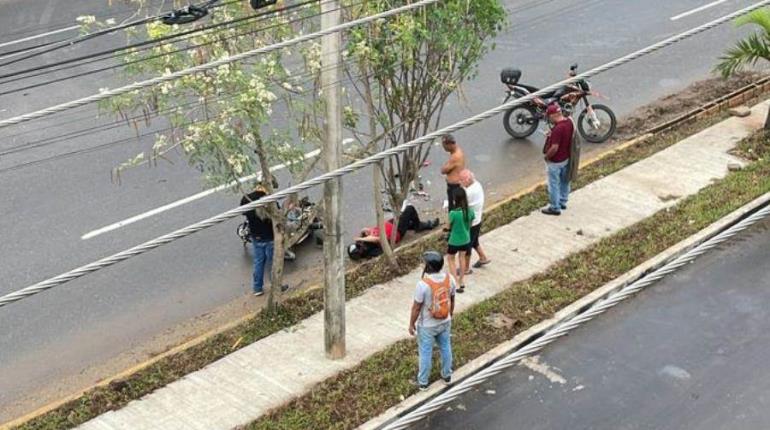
[515,83,540,94]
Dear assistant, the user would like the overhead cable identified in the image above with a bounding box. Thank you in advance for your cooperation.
[1,0,767,307]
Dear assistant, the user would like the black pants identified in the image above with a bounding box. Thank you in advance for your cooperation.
[447,182,462,210]
[397,205,433,237]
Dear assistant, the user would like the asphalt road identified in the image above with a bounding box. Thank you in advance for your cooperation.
[0,0,758,421]
[412,214,770,430]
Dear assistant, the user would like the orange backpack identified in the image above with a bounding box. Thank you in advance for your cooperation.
[423,275,452,319]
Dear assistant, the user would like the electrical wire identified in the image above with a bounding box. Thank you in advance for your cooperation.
[0,0,320,81]
[0,0,245,65]
[0,0,438,129]
[0,0,765,308]
[0,0,171,43]
[0,55,392,166]
[0,0,353,97]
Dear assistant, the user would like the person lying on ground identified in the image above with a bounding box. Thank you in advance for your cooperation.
[348,205,439,260]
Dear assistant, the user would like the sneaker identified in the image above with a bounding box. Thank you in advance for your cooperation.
[443,375,452,384]
[253,291,264,297]
[412,379,429,391]
[561,204,568,210]
[457,285,465,294]
[473,259,491,269]
[541,207,561,216]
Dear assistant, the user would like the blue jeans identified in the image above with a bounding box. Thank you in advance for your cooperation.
[546,160,570,212]
[251,240,274,293]
[417,322,452,386]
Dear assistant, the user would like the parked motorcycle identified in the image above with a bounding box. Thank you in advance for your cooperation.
[237,195,323,261]
[500,64,617,143]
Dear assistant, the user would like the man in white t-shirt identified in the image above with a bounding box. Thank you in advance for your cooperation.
[409,251,456,390]
[460,169,491,274]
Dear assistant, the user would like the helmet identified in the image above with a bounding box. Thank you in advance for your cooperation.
[348,243,364,261]
[422,251,444,273]
[500,68,521,85]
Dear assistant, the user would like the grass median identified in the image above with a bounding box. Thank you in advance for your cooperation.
[12,86,766,430]
[244,130,770,429]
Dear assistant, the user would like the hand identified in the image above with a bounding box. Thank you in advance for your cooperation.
[409,325,416,336]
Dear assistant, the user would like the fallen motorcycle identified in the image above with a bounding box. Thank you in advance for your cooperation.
[501,63,617,143]
[237,195,323,261]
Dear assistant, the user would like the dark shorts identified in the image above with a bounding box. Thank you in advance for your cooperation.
[447,243,472,255]
[447,182,462,210]
[466,223,482,254]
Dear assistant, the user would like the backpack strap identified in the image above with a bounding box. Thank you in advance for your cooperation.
[423,274,451,289]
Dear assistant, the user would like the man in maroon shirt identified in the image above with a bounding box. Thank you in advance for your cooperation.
[541,103,574,216]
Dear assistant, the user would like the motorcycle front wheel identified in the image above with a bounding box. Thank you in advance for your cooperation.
[503,105,539,139]
[577,104,616,143]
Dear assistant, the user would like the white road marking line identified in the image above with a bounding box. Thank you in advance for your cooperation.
[0,25,79,49]
[81,146,331,240]
[670,0,730,21]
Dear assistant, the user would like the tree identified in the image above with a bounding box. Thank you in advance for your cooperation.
[343,0,506,263]
[82,1,326,311]
[716,8,770,128]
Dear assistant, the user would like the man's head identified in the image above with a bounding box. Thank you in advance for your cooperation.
[459,169,475,188]
[441,134,457,153]
[546,103,564,124]
[422,250,444,274]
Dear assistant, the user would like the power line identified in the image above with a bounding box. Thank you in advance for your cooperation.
[0,54,395,164]
[0,0,247,66]
[1,0,767,308]
[0,0,169,44]
[0,0,439,129]
[0,0,350,97]
[0,0,319,82]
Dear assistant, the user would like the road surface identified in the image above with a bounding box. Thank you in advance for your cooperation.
[0,0,758,421]
[413,214,770,430]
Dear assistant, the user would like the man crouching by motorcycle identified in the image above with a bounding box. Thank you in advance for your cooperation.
[348,205,440,260]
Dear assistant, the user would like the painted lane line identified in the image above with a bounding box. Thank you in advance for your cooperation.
[0,25,79,49]
[670,0,730,21]
[81,146,330,240]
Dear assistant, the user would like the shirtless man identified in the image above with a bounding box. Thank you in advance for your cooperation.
[440,134,465,210]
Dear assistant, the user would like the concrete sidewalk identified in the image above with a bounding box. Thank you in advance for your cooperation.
[77,101,768,430]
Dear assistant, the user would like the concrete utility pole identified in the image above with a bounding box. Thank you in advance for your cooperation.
[321,0,346,359]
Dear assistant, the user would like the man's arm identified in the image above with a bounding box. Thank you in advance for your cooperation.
[544,125,566,160]
[409,301,422,335]
[441,154,460,174]
[356,235,381,244]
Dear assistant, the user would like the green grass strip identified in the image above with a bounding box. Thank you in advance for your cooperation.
[13,109,757,430]
[244,132,770,429]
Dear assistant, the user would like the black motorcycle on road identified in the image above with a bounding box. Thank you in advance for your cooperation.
[501,64,617,143]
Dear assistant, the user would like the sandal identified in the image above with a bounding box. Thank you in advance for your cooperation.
[472,259,491,269]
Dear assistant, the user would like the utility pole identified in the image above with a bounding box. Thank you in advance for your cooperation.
[321,0,346,359]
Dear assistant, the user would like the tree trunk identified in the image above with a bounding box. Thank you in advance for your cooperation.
[373,163,396,266]
[267,216,286,312]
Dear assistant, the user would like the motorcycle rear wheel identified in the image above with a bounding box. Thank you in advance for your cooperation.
[503,105,539,139]
[577,104,616,143]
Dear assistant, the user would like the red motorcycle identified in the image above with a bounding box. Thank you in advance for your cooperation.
[501,64,617,143]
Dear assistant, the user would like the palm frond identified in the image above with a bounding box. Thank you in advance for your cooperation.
[735,8,770,35]
[715,31,770,77]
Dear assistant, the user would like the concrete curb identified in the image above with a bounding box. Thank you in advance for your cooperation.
[359,191,770,430]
